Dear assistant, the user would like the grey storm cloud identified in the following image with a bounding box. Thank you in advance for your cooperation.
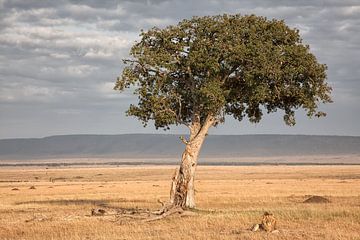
[0,0,360,138]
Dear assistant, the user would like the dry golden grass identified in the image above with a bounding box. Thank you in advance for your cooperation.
[1,164,360,239]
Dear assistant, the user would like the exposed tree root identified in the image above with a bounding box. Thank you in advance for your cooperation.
[144,205,184,222]
[90,200,196,223]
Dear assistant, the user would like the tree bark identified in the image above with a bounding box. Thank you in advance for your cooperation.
[170,115,214,208]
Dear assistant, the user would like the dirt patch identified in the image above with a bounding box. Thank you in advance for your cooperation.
[303,195,330,203]
[73,176,84,179]
[50,177,67,182]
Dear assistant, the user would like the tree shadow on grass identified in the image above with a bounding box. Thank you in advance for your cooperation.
[15,198,147,207]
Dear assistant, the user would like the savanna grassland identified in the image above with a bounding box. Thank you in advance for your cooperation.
[0,164,360,240]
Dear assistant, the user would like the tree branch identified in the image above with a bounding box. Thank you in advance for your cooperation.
[124,59,169,77]
[179,136,189,145]
[158,108,190,129]
[221,65,239,83]
[192,115,215,142]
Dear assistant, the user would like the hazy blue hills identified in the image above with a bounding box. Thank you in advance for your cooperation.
[0,134,360,161]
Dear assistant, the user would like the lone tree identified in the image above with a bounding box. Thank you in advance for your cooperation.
[115,14,332,209]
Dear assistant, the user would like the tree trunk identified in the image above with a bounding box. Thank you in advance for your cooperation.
[170,116,214,208]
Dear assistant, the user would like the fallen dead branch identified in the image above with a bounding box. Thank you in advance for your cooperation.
[144,205,184,222]
[25,214,52,222]
[90,199,197,222]
[91,208,106,216]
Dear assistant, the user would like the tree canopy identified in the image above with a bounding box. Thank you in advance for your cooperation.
[115,14,332,130]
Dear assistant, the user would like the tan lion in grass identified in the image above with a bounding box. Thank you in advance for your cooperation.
[251,212,277,232]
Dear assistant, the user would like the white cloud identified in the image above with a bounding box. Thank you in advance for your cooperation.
[65,64,97,77]
[143,17,174,27]
[84,48,113,59]
[96,81,129,99]
[24,85,52,97]
[293,24,311,35]
[0,84,55,102]
[342,6,360,15]
[50,52,70,59]
[63,3,126,20]
[98,81,116,94]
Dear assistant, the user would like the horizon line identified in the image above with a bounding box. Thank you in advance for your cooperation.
[1,133,360,141]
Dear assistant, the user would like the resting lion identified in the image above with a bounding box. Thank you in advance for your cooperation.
[251,212,277,232]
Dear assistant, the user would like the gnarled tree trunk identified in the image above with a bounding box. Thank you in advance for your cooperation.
[170,116,214,208]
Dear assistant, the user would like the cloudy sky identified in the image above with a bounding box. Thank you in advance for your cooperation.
[0,0,359,139]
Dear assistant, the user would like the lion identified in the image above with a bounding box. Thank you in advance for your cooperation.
[251,212,277,232]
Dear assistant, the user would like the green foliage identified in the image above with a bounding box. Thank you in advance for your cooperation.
[115,14,332,129]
